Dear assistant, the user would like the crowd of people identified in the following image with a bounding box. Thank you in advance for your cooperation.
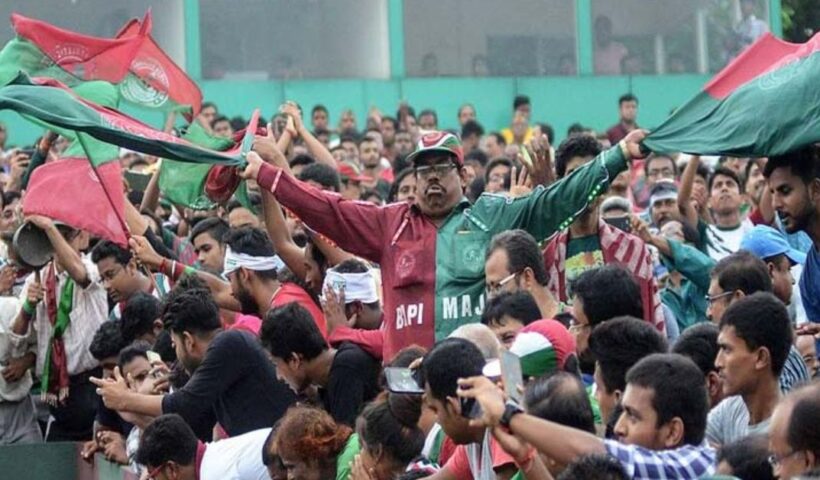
[0,88,819,480]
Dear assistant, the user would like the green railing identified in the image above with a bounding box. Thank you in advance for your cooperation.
[0,443,136,480]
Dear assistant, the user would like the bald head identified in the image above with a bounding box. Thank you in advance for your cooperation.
[449,323,501,360]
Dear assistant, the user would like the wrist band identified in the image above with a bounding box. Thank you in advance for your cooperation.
[619,140,631,161]
[22,299,36,316]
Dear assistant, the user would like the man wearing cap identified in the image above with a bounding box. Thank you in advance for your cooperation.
[244,130,647,361]
[338,160,370,201]
[740,225,806,318]
[543,135,663,332]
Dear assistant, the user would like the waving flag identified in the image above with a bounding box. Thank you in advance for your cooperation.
[0,12,201,116]
[643,33,820,156]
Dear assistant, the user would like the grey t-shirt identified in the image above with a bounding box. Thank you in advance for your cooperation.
[706,395,771,446]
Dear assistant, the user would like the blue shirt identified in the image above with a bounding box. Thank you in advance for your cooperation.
[801,247,820,322]
[604,440,716,479]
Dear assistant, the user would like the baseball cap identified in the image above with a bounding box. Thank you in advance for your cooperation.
[740,225,807,265]
[338,160,371,183]
[405,131,464,168]
[648,180,678,207]
[483,319,576,378]
[600,196,632,216]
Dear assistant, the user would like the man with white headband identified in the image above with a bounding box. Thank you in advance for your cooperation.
[321,259,382,331]
[647,180,680,229]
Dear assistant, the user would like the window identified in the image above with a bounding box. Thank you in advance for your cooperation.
[404,0,577,77]
[199,0,390,80]
[591,0,770,75]
[0,0,185,66]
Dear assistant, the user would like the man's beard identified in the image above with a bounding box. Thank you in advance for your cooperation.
[235,283,260,316]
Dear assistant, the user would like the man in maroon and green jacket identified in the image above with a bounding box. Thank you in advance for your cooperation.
[243,130,646,362]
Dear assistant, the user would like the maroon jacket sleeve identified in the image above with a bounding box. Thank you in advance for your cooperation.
[327,325,384,361]
[257,163,388,263]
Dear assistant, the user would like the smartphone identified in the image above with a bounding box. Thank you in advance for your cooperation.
[500,350,524,404]
[384,367,424,395]
[460,396,483,419]
[603,215,632,233]
[19,148,36,157]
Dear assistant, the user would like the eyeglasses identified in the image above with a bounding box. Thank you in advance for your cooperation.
[415,163,456,179]
[568,320,591,334]
[705,290,735,305]
[147,462,168,480]
[485,272,518,297]
[768,450,802,468]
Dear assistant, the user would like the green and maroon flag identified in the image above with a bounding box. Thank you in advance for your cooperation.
[0,11,201,116]
[643,32,820,156]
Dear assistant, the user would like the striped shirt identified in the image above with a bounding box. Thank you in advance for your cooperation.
[604,440,716,480]
[780,345,810,393]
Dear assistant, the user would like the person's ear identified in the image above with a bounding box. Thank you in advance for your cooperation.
[804,450,816,471]
[446,396,461,417]
[152,319,164,335]
[182,331,196,351]
[613,389,622,404]
[458,166,469,189]
[732,289,746,302]
[521,267,536,290]
[661,417,685,448]
[754,347,772,373]
[706,371,723,402]
[288,353,303,369]
[809,178,820,203]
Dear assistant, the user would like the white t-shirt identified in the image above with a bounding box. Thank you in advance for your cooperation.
[705,219,755,261]
[200,428,271,480]
[705,395,771,446]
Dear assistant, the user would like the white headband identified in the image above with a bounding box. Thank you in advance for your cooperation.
[223,246,285,276]
[322,268,379,304]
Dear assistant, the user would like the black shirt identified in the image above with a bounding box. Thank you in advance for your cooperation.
[320,342,380,426]
[162,330,295,436]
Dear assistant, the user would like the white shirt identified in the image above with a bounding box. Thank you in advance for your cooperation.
[201,428,271,480]
[0,296,33,402]
[706,395,772,446]
[705,219,755,261]
[9,256,108,377]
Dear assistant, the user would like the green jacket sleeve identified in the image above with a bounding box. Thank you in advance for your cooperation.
[474,146,627,241]
[665,239,716,291]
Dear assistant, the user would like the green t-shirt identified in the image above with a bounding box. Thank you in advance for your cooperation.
[335,433,360,480]
[565,235,604,297]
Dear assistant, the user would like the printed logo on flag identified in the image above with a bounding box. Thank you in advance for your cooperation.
[758,53,806,91]
[121,58,170,108]
[43,44,90,77]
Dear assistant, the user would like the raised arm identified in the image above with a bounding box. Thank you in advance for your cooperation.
[281,102,337,168]
[26,215,90,288]
[677,155,701,231]
[139,165,161,214]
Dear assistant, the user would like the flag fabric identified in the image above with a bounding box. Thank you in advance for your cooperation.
[0,73,244,167]
[22,159,128,246]
[643,32,820,156]
[0,12,201,116]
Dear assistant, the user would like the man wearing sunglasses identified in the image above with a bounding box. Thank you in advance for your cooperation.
[244,129,646,362]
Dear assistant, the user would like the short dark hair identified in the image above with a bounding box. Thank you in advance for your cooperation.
[557,454,629,480]
[513,95,530,111]
[420,338,484,402]
[672,322,720,376]
[461,120,484,139]
[643,154,677,177]
[572,265,644,327]
[261,302,327,361]
[334,258,369,274]
[719,292,792,376]
[91,240,132,266]
[387,167,415,203]
[588,316,668,394]
[222,227,279,280]
[712,250,772,295]
[708,166,743,194]
[211,115,230,129]
[717,435,776,480]
[625,353,708,446]
[311,104,328,116]
[190,217,229,245]
[135,414,198,468]
[787,393,820,458]
[120,292,160,344]
[555,135,602,178]
[764,145,820,183]
[485,157,513,183]
[161,288,221,336]
[89,321,126,361]
[298,163,341,192]
[464,149,488,168]
[524,371,595,434]
[487,229,549,286]
[358,399,425,466]
[480,291,541,327]
[619,93,638,105]
[289,154,316,169]
[418,109,437,123]
[118,342,150,370]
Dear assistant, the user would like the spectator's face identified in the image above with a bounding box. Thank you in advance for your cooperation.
[645,157,675,188]
[613,385,673,450]
[745,161,765,203]
[484,249,519,300]
[213,120,233,138]
[768,401,808,480]
[424,384,473,444]
[487,316,525,349]
[331,148,348,164]
[340,112,356,132]
[0,197,19,233]
[122,355,152,393]
[381,119,396,144]
[619,100,638,123]
[172,331,202,373]
[192,232,225,275]
[716,325,761,397]
[395,133,414,157]
[200,105,217,126]
[342,141,359,161]
[228,207,260,229]
[594,362,619,425]
[485,164,510,193]
[512,113,528,138]
[569,296,592,354]
[396,174,417,204]
[769,166,817,234]
[483,136,504,160]
[341,179,362,201]
[458,106,476,125]
[279,456,322,480]
[768,256,795,305]
[272,354,309,394]
[227,268,260,316]
[795,335,818,378]
[359,140,381,168]
[303,244,323,296]
[414,153,466,220]
[419,113,437,131]
[706,278,733,323]
[97,257,140,303]
[515,104,531,120]
[651,198,679,227]
[312,110,328,131]
[709,174,742,215]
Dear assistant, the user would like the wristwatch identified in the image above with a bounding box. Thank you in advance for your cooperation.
[499,400,524,428]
